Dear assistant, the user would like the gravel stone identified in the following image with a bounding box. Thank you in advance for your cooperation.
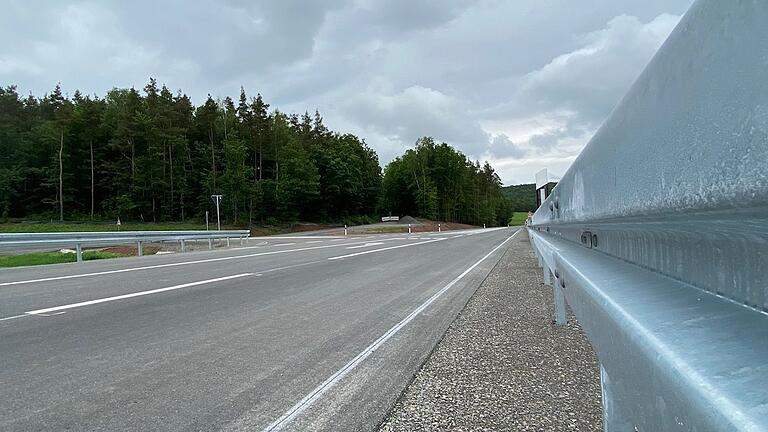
[379,230,602,431]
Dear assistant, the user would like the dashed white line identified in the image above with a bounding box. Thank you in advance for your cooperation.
[25,273,253,316]
[0,314,27,322]
[305,241,323,244]
[262,230,519,431]
[328,238,445,260]
[344,242,385,250]
[273,243,296,247]
[0,241,382,287]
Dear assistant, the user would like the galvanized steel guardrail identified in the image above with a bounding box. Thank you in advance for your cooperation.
[0,230,251,262]
[527,1,767,430]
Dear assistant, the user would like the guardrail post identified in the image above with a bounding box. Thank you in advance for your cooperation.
[600,365,634,430]
[226,237,230,247]
[137,241,143,257]
[543,267,551,286]
[75,243,83,263]
[240,236,244,246]
[552,273,566,326]
[180,239,186,253]
[208,238,213,250]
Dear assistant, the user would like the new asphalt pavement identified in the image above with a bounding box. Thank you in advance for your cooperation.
[0,227,518,431]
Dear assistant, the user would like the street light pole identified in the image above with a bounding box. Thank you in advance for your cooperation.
[211,195,223,231]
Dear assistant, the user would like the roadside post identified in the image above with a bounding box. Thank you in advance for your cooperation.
[211,195,223,231]
[438,223,441,233]
[344,225,348,235]
[408,223,412,234]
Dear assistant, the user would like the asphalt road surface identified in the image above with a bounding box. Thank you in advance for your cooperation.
[0,227,518,431]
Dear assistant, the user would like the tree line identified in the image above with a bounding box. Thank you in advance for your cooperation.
[0,80,382,225]
[380,137,512,227]
[0,80,513,227]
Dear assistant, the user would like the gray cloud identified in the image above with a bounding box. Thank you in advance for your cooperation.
[0,0,695,184]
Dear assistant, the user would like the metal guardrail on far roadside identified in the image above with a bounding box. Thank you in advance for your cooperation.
[0,230,251,262]
[528,1,767,431]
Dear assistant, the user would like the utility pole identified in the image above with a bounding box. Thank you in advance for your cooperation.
[211,195,223,230]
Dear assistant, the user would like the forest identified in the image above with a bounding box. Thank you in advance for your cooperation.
[380,137,512,227]
[0,80,514,227]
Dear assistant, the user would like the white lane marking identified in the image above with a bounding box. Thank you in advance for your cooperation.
[305,241,323,244]
[328,239,444,260]
[273,243,296,247]
[262,230,519,431]
[0,314,28,322]
[329,239,347,242]
[0,241,383,287]
[344,242,385,250]
[25,273,253,316]
[453,235,463,238]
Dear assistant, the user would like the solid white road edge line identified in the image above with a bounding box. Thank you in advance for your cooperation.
[25,273,253,316]
[262,229,520,431]
[0,240,395,287]
[328,239,445,260]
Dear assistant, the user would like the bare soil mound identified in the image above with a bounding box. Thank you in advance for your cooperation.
[398,215,421,225]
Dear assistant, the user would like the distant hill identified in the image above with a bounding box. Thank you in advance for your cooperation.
[502,184,536,212]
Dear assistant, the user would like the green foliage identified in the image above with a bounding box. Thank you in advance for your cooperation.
[501,183,537,212]
[0,222,209,233]
[508,212,530,226]
[0,81,381,225]
[1,82,516,226]
[380,137,512,227]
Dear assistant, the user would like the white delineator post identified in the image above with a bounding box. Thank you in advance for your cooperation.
[438,223,441,233]
[408,223,412,234]
[211,195,223,231]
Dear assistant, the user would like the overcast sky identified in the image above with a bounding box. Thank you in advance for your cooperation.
[1,0,695,185]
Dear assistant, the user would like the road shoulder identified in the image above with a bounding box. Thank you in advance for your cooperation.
[379,230,602,431]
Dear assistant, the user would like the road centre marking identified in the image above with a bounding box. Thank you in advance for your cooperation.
[328,239,445,260]
[0,241,391,287]
[25,273,253,316]
[345,242,385,250]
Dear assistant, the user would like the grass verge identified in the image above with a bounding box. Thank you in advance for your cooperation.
[0,250,129,268]
[508,212,530,226]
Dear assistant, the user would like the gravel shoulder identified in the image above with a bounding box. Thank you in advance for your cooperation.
[379,229,602,431]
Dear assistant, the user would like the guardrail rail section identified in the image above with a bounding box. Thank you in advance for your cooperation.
[0,230,251,262]
[527,1,767,431]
